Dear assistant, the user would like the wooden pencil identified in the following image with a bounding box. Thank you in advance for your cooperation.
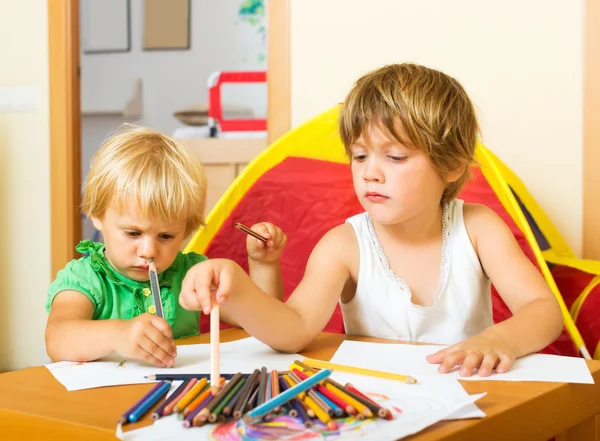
[210,305,220,395]
[193,373,244,426]
[152,379,191,419]
[345,382,393,420]
[161,378,198,416]
[234,222,268,244]
[209,378,246,422]
[119,381,167,424]
[233,369,260,419]
[257,367,267,406]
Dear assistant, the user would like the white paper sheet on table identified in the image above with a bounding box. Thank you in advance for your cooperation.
[329,341,594,384]
[116,371,487,441]
[45,337,300,391]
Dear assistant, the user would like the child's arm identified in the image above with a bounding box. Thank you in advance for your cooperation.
[427,204,563,376]
[218,222,287,327]
[181,224,355,352]
[46,291,177,367]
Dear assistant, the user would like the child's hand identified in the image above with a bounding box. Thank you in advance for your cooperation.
[114,314,177,368]
[180,259,241,315]
[425,334,516,377]
[246,222,287,264]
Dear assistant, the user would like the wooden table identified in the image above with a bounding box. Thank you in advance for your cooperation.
[1,329,598,441]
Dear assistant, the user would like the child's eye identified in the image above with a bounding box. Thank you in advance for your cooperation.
[352,154,367,162]
[125,231,141,237]
[159,234,175,240]
[389,155,408,162]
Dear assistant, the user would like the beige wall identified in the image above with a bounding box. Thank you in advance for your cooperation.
[290,0,584,256]
[0,0,51,371]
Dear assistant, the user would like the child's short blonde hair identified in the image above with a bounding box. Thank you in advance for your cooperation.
[339,63,479,204]
[83,125,207,236]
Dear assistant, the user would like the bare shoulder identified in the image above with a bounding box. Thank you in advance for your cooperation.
[314,223,358,264]
[463,202,508,235]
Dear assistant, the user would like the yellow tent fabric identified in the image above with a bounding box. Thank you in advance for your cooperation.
[185,106,591,359]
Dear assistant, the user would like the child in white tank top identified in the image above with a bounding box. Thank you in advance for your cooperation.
[180,63,564,378]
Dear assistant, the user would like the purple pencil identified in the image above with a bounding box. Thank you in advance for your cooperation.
[119,381,170,424]
[182,394,214,428]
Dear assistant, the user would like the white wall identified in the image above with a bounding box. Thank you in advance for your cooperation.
[0,0,50,371]
[80,0,267,240]
[290,0,584,256]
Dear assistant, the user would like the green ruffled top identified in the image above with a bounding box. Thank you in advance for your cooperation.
[46,240,207,339]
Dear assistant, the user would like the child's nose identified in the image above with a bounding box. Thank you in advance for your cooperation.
[138,238,158,260]
[364,159,384,182]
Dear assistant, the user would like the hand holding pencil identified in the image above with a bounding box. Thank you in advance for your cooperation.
[236,222,288,265]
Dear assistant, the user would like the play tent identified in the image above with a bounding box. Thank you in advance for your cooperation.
[185,107,600,360]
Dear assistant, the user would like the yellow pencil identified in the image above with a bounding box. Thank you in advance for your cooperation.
[173,378,208,413]
[301,358,417,384]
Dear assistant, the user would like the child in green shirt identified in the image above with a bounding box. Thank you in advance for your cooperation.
[45,125,286,368]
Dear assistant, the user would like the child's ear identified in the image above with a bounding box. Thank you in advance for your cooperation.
[91,216,103,232]
[446,163,467,183]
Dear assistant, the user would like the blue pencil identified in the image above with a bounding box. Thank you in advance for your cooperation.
[119,381,167,424]
[244,368,331,422]
[128,381,171,423]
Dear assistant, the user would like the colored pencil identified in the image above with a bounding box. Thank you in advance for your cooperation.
[289,371,334,417]
[209,378,246,422]
[300,357,417,384]
[283,374,337,430]
[128,381,171,423]
[145,373,244,381]
[257,367,267,406]
[345,382,393,420]
[182,378,225,418]
[182,394,214,428]
[222,379,247,417]
[194,373,244,425]
[244,368,332,422]
[152,379,191,419]
[161,378,198,416]
[119,381,168,424]
[210,305,220,395]
[234,222,268,244]
[233,369,260,419]
[173,378,208,413]
[148,259,164,318]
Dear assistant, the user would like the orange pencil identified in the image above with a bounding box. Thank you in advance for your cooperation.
[183,377,225,417]
[173,378,208,413]
[210,305,220,395]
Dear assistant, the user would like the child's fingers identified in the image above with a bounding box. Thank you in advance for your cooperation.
[215,265,233,305]
[149,316,174,341]
[425,346,452,364]
[438,350,466,373]
[459,351,483,377]
[477,352,498,377]
[495,353,514,373]
[138,333,175,367]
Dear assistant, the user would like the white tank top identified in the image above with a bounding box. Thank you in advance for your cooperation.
[340,199,493,345]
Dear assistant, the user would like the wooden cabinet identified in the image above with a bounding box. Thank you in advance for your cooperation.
[178,137,267,213]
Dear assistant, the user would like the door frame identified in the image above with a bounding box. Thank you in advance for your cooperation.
[49,0,82,277]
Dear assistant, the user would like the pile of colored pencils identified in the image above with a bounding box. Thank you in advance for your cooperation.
[119,360,394,430]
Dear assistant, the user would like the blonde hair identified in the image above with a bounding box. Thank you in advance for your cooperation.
[83,125,207,236]
[339,63,479,204]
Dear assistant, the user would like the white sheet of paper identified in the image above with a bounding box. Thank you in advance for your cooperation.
[45,337,300,391]
[115,371,486,441]
[329,341,594,384]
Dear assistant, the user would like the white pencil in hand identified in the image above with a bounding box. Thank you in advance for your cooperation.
[210,304,220,395]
